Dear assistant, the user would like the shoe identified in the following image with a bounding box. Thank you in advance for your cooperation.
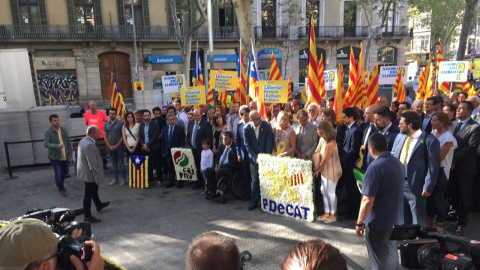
[177,183,183,189]
[456,225,463,236]
[323,214,337,223]
[64,174,71,178]
[60,189,67,197]
[119,179,127,186]
[109,179,119,186]
[84,216,101,223]
[206,195,212,200]
[96,201,110,213]
[165,183,174,188]
[248,203,257,211]
[156,181,163,188]
[201,190,207,195]
[193,182,202,189]
[316,213,329,221]
[435,223,444,232]
[426,218,436,228]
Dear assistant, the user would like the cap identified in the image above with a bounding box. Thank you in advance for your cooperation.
[0,218,58,270]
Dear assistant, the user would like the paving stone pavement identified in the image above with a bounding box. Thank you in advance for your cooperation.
[2,164,480,270]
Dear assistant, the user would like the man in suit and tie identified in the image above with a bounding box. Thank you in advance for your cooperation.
[339,107,363,218]
[294,110,319,159]
[236,106,251,199]
[443,104,458,134]
[187,109,213,189]
[422,97,437,133]
[374,106,399,151]
[449,101,480,235]
[77,126,110,223]
[204,131,239,199]
[244,110,273,211]
[138,110,163,187]
[360,105,378,170]
[392,111,440,226]
[162,113,186,188]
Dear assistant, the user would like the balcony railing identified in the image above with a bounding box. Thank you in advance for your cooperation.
[296,26,410,39]
[254,26,289,39]
[0,25,240,40]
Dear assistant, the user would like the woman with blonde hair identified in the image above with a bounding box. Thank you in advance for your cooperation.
[272,111,296,157]
[314,121,342,223]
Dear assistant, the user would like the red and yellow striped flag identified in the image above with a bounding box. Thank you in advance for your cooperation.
[269,52,282,80]
[218,89,228,106]
[235,39,247,105]
[436,38,451,94]
[287,74,292,100]
[393,66,406,103]
[365,63,379,106]
[425,64,434,101]
[345,46,357,107]
[306,14,322,106]
[333,64,346,126]
[468,84,477,98]
[318,54,326,100]
[129,155,149,189]
[353,43,365,108]
[110,74,125,119]
[416,62,430,100]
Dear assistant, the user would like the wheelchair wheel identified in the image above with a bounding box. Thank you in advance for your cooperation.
[230,170,247,200]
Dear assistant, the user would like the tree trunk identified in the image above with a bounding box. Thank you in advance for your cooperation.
[182,37,192,84]
[233,0,255,62]
[457,0,479,60]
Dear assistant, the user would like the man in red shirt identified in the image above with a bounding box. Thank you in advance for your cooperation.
[84,101,108,169]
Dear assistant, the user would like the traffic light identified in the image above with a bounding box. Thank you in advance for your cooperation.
[425,53,430,63]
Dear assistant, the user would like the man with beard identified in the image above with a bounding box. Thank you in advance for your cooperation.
[374,106,399,151]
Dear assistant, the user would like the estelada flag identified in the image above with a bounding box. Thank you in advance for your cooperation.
[129,155,149,189]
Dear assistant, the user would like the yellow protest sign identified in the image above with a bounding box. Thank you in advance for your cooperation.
[257,80,289,103]
[209,70,239,90]
[134,81,144,91]
[180,86,206,106]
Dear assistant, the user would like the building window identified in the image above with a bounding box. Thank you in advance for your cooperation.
[219,0,236,27]
[343,1,356,36]
[306,0,319,27]
[377,46,396,65]
[412,35,430,53]
[384,4,395,33]
[74,0,95,26]
[261,0,276,27]
[167,0,197,28]
[19,0,40,25]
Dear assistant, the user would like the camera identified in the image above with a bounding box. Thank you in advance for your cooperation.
[12,207,93,270]
[390,224,480,270]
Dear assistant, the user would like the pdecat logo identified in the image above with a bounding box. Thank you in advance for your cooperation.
[173,151,189,167]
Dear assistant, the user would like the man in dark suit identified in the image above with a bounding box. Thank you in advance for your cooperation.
[244,110,273,211]
[392,111,440,226]
[449,101,480,235]
[236,106,251,199]
[153,106,168,178]
[374,106,399,151]
[360,105,378,170]
[204,131,239,199]
[162,113,186,188]
[422,97,437,133]
[339,107,363,217]
[187,109,213,188]
[138,110,163,187]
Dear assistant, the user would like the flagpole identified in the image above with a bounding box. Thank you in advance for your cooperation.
[130,0,138,81]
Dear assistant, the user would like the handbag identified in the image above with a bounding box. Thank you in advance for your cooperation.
[435,167,448,192]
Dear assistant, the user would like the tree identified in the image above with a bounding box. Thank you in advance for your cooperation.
[456,0,479,61]
[232,0,255,63]
[169,0,207,83]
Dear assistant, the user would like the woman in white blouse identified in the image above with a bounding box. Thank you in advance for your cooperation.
[122,111,140,156]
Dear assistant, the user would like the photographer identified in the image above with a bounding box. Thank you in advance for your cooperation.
[0,218,104,270]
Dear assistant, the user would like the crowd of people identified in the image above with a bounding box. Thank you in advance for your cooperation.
[40,90,480,269]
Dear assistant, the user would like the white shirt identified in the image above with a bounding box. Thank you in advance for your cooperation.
[432,130,457,179]
[363,122,374,145]
[200,149,214,171]
[219,144,232,165]
[404,129,422,175]
[254,124,260,140]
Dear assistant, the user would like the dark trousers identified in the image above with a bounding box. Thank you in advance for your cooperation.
[341,165,361,214]
[143,149,163,183]
[192,148,204,184]
[426,187,446,223]
[49,158,68,191]
[241,155,252,196]
[365,225,399,270]
[250,163,260,204]
[314,174,324,214]
[83,182,102,218]
[404,182,427,226]
[449,169,473,226]
[165,155,176,185]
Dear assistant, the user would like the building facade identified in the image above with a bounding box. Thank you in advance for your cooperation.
[0,0,410,107]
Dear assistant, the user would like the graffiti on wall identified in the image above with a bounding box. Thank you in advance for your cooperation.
[38,74,79,105]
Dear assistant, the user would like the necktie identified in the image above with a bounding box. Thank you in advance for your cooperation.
[454,122,462,136]
[192,122,198,148]
[400,136,412,164]
[220,146,229,165]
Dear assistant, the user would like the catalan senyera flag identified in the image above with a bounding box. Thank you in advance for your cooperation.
[436,38,451,94]
[333,64,345,126]
[455,81,474,95]
[287,74,292,100]
[353,43,365,108]
[111,74,125,119]
[249,42,267,118]
[416,62,431,100]
[301,84,308,103]
[269,52,282,80]
[129,155,149,189]
[192,42,204,87]
[365,63,379,106]
[393,66,406,103]
[306,13,322,106]
[218,89,228,106]
[467,84,476,98]
[318,54,326,100]
[425,65,434,101]
[207,83,214,105]
[345,46,358,107]
[235,39,247,105]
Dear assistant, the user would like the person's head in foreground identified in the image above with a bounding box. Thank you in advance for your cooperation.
[282,240,347,270]
[186,231,240,270]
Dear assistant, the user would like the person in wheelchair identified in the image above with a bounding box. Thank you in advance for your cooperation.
[204,131,239,199]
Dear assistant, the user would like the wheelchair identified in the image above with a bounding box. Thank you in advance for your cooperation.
[213,167,249,204]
